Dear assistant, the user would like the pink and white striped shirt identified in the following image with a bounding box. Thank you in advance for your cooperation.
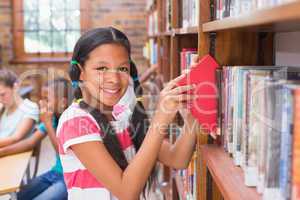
[57,102,136,200]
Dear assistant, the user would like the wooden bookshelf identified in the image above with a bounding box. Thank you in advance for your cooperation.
[200,145,262,200]
[145,0,295,199]
[203,1,300,32]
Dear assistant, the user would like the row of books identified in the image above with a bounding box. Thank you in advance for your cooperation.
[215,0,297,20]
[177,152,197,200]
[147,10,159,36]
[180,48,198,72]
[143,39,158,65]
[165,0,172,31]
[219,66,300,200]
[169,124,197,200]
[146,0,155,11]
[181,0,200,28]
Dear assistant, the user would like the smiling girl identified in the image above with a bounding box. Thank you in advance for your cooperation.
[57,27,199,200]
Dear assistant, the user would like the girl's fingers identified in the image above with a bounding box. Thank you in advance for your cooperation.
[169,84,196,95]
[164,74,186,91]
[171,94,198,102]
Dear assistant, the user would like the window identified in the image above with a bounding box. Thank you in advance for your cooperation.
[12,0,90,63]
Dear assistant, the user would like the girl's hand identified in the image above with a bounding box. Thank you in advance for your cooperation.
[39,100,53,124]
[153,75,197,126]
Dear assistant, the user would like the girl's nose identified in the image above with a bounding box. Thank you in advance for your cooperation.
[105,71,121,83]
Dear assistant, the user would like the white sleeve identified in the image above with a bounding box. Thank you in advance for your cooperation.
[21,99,40,122]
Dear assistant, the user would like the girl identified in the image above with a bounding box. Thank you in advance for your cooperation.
[0,68,39,147]
[0,78,72,199]
[57,27,199,200]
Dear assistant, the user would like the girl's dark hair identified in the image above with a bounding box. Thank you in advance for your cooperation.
[0,68,18,88]
[69,27,156,196]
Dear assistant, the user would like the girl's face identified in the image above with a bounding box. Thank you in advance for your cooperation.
[0,84,14,107]
[41,86,66,114]
[81,43,130,108]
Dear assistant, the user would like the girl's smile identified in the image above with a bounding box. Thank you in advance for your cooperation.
[80,43,130,108]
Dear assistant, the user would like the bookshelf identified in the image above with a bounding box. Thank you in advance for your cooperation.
[200,145,261,200]
[144,0,299,200]
[203,1,300,32]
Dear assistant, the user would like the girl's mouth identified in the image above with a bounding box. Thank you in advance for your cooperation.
[101,88,121,95]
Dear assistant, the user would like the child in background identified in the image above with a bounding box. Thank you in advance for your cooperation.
[0,68,39,147]
[57,27,200,199]
[0,78,72,200]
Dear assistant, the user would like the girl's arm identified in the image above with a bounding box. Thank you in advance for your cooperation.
[158,55,202,169]
[71,118,166,200]
[157,122,198,169]
[70,77,196,200]
[0,118,35,148]
[39,100,58,152]
[43,121,58,152]
[0,130,45,157]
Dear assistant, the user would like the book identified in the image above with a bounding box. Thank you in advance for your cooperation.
[262,79,282,199]
[245,70,272,187]
[181,0,199,28]
[279,84,294,200]
[177,55,219,135]
[180,48,197,72]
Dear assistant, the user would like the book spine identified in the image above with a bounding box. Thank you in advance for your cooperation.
[263,80,281,200]
[279,86,293,200]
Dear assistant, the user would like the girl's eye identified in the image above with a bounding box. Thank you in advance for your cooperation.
[118,67,129,73]
[96,66,109,72]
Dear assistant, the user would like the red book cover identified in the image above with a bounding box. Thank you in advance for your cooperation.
[177,54,219,134]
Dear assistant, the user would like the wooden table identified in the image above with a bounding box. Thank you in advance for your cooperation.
[0,151,32,195]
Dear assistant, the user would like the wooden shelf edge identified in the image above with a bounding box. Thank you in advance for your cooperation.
[203,1,300,32]
[148,26,199,38]
[200,145,262,200]
[174,27,198,35]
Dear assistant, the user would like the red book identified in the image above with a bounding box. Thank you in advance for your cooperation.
[177,54,219,134]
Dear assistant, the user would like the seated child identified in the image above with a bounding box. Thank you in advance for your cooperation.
[0,68,39,147]
[0,77,72,200]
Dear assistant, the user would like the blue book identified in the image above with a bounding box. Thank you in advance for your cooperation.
[279,85,294,200]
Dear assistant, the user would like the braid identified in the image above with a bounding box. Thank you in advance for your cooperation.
[129,61,157,194]
[79,101,128,170]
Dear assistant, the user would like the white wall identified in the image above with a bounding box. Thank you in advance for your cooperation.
[275,32,300,66]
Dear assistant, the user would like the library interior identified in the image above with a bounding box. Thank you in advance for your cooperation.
[0,0,300,200]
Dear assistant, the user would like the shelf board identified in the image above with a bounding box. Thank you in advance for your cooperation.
[174,27,198,35]
[148,27,198,38]
[174,174,186,200]
[148,34,160,38]
[203,1,300,32]
[200,145,262,200]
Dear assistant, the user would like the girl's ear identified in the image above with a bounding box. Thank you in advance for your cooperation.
[76,63,84,81]
[79,70,85,81]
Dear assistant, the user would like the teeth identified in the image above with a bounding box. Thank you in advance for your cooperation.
[103,89,119,94]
